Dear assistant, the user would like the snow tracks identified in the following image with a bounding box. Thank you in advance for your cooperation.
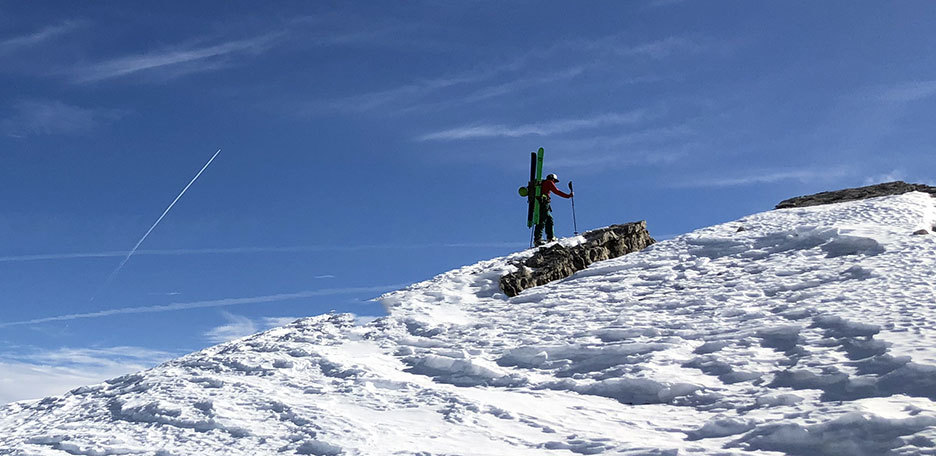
[3,192,936,455]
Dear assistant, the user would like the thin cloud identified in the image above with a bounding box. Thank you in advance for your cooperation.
[68,17,408,84]
[311,32,718,116]
[542,124,697,170]
[549,145,692,170]
[322,68,511,114]
[418,110,651,141]
[0,361,146,404]
[458,67,586,104]
[1,99,124,137]
[0,242,523,263]
[397,67,594,115]
[71,33,281,83]
[323,65,581,114]
[622,36,708,59]
[647,0,690,7]
[863,170,906,185]
[557,33,726,61]
[878,80,936,103]
[672,167,852,188]
[9,346,173,370]
[0,21,82,55]
[339,76,477,111]
[204,312,258,343]
[0,285,404,328]
[204,313,303,343]
[549,124,697,152]
[0,345,173,404]
[262,316,300,328]
[287,14,445,51]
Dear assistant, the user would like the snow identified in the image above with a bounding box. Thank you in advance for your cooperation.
[3,192,936,455]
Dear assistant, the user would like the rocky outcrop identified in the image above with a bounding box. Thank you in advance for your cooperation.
[776,181,936,209]
[500,221,654,297]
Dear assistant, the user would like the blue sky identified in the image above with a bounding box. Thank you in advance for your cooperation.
[2,1,935,402]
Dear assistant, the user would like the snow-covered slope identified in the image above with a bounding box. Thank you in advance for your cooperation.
[3,192,936,455]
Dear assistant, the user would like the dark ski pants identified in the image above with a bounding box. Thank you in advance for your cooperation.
[534,202,554,242]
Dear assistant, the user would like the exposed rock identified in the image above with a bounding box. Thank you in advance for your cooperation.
[776,181,936,209]
[500,221,654,297]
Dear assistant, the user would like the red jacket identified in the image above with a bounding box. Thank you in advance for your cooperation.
[541,179,571,200]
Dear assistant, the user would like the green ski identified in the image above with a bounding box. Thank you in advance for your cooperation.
[532,147,544,227]
[527,148,544,227]
[520,147,545,228]
[522,152,535,225]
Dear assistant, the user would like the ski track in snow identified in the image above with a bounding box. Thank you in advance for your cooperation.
[3,192,936,455]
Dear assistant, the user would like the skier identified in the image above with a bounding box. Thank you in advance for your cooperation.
[534,173,573,246]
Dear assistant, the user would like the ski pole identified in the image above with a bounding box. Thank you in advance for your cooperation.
[569,181,578,235]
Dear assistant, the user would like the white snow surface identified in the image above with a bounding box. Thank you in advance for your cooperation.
[3,192,936,455]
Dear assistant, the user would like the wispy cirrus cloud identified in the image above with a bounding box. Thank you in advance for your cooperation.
[315,51,535,114]
[456,67,587,104]
[316,35,638,114]
[0,345,173,404]
[621,36,710,59]
[204,312,258,343]
[71,33,282,83]
[863,170,907,185]
[549,124,696,152]
[396,67,600,115]
[549,145,693,171]
[316,33,715,116]
[1,99,125,138]
[67,16,414,84]
[544,123,698,169]
[878,80,936,103]
[418,110,652,141]
[204,312,300,343]
[322,73,488,113]
[0,21,83,55]
[671,166,852,188]
[323,65,584,114]
[647,0,690,7]
[562,33,729,61]
[9,346,172,370]
[0,285,403,328]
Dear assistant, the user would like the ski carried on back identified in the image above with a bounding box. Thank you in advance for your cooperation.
[518,147,545,227]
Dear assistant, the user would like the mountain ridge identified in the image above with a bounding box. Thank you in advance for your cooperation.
[776,181,936,209]
[3,190,936,455]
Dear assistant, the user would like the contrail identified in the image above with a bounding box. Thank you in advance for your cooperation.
[0,242,527,263]
[91,148,222,301]
[0,284,403,328]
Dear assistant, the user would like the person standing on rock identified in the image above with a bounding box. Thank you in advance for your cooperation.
[534,173,573,246]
